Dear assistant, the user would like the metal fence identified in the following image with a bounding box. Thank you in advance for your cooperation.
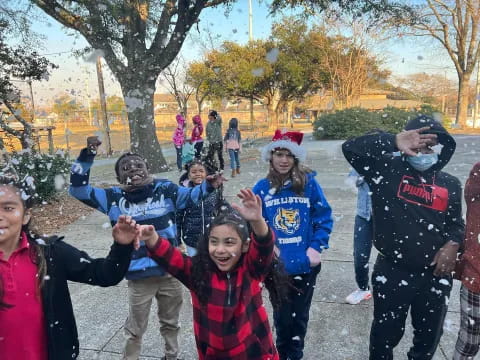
[1,109,305,154]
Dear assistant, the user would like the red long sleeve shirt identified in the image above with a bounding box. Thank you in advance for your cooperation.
[0,232,48,360]
[148,229,278,360]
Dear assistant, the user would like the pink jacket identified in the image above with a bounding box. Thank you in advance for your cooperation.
[173,114,186,147]
[191,115,203,143]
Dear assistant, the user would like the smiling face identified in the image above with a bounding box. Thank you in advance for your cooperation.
[188,164,207,185]
[0,185,31,257]
[270,148,295,175]
[117,155,149,185]
[208,224,249,272]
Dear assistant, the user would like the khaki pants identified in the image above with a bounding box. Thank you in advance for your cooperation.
[122,274,183,360]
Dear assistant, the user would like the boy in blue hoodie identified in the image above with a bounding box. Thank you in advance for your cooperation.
[253,130,333,360]
[69,136,225,360]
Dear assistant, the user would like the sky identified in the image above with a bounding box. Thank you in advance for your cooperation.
[15,1,458,108]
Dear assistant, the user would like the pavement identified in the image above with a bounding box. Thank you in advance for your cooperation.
[61,134,480,360]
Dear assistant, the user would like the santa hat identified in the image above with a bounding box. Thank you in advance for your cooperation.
[261,130,306,163]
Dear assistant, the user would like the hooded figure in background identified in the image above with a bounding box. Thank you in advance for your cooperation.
[342,115,464,360]
[173,114,186,171]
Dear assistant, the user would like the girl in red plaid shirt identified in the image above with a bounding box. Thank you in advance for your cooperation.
[140,189,280,360]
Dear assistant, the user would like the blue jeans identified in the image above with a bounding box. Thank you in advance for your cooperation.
[228,149,240,170]
[353,215,373,290]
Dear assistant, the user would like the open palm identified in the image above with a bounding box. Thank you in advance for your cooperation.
[232,189,262,222]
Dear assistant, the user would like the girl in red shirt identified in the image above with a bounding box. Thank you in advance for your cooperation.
[0,175,137,360]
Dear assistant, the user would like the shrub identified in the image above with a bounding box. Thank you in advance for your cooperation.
[313,105,445,139]
[313,107,380,140]
[4,150,71,203]
[378,106,416,133]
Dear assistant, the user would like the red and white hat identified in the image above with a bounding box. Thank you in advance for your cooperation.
[261,130,306,163]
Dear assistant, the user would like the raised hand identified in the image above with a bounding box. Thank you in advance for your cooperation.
[206,172,227,189]
[232,189,262,222]
[232,189,268,237]
[395,127,437,156]
[112,215,138,245]
[87,136,102,154]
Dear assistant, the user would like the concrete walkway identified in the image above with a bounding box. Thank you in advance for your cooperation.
[62,134,474,359]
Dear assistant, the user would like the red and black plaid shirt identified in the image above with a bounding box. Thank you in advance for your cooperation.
[148,228,278,360]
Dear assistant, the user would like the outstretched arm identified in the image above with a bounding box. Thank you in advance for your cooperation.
[142,225,193,289]
[61,215,135,286]
[175,173,227,210]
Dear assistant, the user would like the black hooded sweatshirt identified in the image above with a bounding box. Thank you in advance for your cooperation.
[342,115,464,272]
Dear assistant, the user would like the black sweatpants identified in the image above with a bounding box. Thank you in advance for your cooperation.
[193,141,203,159]
[206,141,224,171]
[369,255,452,360]
[273,265,321,360]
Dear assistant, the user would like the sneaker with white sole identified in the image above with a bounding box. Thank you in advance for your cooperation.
[345,289,372,305]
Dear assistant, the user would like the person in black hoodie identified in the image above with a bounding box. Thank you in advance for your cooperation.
[342,115,464,360]
[0,175,135,360]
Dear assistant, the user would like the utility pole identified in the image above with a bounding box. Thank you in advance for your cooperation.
[83,67,93,125]
[248,0,253,42]
[27,80,35,123]
[248,0,254,128]
[96,57,112,155]
[474,60,480,128]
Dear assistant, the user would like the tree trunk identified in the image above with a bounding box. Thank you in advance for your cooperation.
[121,80,167,173]
[265,90,282,129]
[456,74,472,128]
[286,101,295,128]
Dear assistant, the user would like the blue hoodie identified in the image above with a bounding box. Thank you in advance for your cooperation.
[253,172,333,275]
[69,148,213,280]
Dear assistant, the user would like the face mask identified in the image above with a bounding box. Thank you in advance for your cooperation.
[407,153,438,172]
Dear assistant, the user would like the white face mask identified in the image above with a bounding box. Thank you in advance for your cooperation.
[407,153,439,172]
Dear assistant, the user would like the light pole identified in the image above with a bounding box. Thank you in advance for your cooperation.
[27,80,35,123]
[248,0,255,128]
[248,0,253,42]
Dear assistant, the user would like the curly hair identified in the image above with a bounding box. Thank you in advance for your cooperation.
[0,175,47,310]
[190,208,291,310]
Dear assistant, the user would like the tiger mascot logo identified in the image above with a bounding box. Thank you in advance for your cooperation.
[274,208,300,235]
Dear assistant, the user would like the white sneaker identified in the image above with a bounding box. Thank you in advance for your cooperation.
[345,289,372,305]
